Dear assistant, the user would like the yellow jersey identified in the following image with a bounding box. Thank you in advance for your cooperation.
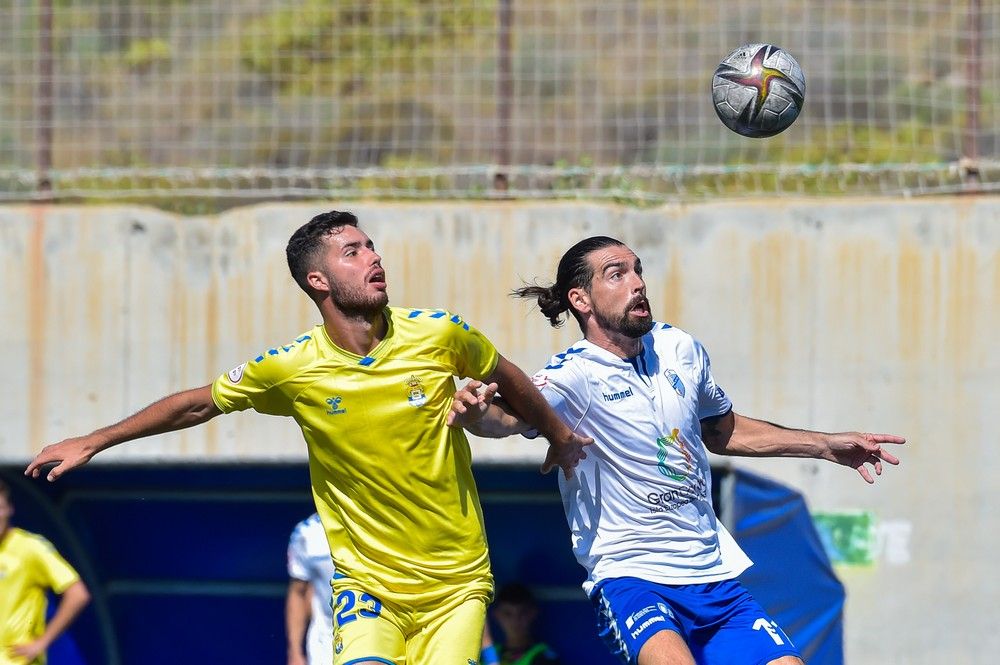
[0,528,80,665]
[212,307,499,603]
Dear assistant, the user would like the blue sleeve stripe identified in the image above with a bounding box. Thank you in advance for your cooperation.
[406,309,470,329]
[546,345,585,370]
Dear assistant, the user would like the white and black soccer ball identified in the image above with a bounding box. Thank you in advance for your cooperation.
[711,43,805,138]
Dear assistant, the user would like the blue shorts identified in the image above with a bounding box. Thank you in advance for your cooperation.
[591,577,801,665]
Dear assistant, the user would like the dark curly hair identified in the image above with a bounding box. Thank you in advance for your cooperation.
[286,211,360,294]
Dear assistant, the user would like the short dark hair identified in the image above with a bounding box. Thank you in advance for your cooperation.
[0,477,10,503]
[286,211,360,294]
[512,236,626,328]
[495,582,538,607]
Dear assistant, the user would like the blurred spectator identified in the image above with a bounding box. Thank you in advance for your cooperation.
[0,479,90,665]
[487,583,561,665]
[286,513,335,665]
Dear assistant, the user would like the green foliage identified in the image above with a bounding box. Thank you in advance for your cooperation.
[356,155,450,193]
[122,38,172,73]
[775,122,950,165]
[239,0,492,95]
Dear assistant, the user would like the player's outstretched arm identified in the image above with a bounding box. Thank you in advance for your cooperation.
[482,356,592,479]
[701,411,905,484]
[25,385,222,482]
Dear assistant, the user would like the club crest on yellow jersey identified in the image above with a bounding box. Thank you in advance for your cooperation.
[405,375,428,407]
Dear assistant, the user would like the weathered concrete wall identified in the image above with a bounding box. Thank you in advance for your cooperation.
[1,200,997,663]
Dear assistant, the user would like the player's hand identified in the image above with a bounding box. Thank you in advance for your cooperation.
[824,432,905,483]
[9,639,47,662]
[24,435,103,482]
[287,650,308,665]
[446,380,498,428]
[540,431,593,480]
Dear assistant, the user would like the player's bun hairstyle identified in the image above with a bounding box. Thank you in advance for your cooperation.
[512,236,625,328]
[286,210,360,294]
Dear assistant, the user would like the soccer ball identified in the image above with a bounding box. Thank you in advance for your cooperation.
[711,43,805,138]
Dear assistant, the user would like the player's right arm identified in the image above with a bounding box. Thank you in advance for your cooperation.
[25,385,221,482]
[449,360,591,478]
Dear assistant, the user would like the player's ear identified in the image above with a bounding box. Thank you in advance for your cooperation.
[306,270,330,294]
[567,287,590,314]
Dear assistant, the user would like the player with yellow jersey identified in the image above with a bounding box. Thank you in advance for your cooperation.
[27,211,591,665]
[213,306,498,661]
[0,479,90,665]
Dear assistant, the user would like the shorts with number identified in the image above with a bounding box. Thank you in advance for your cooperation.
[591,576,801,665]
[331,577,488,665]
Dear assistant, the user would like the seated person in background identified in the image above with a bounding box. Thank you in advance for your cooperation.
[486,583,561,665]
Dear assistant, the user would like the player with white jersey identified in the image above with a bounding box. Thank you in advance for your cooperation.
[530,324,752,593]
[286,513,336,665]
[448,235,905,665]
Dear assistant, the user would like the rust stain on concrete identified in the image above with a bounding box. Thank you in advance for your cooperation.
[660,246,684,325]
[896,242,925,362]
[27,206,46,451]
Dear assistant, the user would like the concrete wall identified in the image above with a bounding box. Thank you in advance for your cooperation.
[1,200,997,663]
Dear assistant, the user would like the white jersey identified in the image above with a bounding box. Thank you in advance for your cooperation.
[530,323,752,595]
[287,513,336,665]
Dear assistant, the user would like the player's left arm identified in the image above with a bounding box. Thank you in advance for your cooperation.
[9,579,90,662]
[700,410,905,484]
[481,355,592,478]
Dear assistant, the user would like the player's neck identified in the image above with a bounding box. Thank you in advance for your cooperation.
[323,308,387,356]
[585,326,642,359]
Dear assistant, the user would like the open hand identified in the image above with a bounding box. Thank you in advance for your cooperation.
[24,435,102,482]
[541,431,593,480]
[825,432,905,483]
[446,380,499,428]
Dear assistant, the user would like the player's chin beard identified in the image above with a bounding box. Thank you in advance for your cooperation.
[595,306,654,339]
[330,284,388,320]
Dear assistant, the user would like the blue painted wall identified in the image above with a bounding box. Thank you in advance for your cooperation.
[1,464,840,665]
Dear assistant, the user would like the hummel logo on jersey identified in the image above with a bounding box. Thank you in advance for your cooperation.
[325,396,346,415]
[602,387,634,402]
